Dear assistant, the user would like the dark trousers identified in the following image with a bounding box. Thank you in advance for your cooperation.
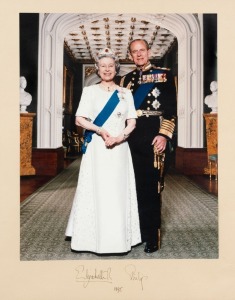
[128,117,163,243]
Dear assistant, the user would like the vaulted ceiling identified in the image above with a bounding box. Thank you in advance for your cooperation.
[64,14,177,63]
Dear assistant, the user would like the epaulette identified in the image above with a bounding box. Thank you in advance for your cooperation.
[119,76,125,87]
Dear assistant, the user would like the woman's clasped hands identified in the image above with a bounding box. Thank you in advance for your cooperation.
[98,128,123,148]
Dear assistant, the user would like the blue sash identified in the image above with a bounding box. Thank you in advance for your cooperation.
[133,83,155,109]
[133,69,165,109]
[81,89,120,154]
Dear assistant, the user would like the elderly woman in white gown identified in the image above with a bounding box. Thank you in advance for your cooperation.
[65,48,141,254]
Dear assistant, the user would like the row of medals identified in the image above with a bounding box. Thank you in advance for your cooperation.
[134,70,160,118]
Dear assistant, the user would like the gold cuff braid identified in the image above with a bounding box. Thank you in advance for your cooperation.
[159,118,175,139]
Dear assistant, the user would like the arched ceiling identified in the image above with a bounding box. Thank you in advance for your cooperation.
[64,14,177,63]
[38,13,204,148]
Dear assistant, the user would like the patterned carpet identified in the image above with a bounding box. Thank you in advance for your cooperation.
[20,158,218,261]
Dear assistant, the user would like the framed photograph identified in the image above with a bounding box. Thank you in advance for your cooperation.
[12,7,235,300]
[63,66,74,114]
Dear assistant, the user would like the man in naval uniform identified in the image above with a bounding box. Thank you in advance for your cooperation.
[120,39,177,253]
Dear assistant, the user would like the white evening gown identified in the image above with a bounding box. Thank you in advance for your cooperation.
[65,84,141,254]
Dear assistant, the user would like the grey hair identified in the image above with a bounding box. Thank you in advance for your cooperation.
[94,48,120,74]
[128,39,150,52]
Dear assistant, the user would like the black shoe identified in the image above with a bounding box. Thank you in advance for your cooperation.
[144,241,158,253]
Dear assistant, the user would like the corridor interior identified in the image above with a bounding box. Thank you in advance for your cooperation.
[20,154,218,203]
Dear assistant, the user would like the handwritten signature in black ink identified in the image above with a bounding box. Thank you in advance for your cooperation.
[125,264,148,290]
[75,265,112,288]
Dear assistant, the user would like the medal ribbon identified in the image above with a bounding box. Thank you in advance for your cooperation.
[133,70,166,109]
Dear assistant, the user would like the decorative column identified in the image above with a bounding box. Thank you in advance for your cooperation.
[20,113,36,175]
[203,113,218,175]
